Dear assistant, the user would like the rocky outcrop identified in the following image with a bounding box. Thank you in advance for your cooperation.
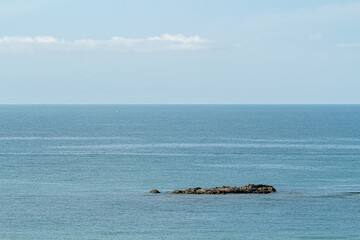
[150,189,160,193]
[172,184,276,194]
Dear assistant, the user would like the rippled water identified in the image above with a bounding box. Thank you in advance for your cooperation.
[0,105,359,239]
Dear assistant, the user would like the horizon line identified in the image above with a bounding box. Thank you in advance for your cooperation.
[1,103,360,105]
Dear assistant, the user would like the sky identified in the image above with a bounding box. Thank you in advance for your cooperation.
[1,0,359,104]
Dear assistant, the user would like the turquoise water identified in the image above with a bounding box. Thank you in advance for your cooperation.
[0,105,359,239]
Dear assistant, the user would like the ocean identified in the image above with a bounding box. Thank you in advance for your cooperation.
[0,105,359,239]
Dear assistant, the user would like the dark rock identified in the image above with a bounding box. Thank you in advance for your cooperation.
[150,189,160,194]
[171,184,276,194]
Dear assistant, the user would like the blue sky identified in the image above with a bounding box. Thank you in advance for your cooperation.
[1,0,359,104]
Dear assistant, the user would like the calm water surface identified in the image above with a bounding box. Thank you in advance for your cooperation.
[0,105,359,239]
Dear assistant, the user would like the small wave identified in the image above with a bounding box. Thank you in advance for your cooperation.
[0,136,137,141]
[314,192,360,199]
[49,142,360,150]
[343,192,360,195]
[0,152,196,156]
[199,163,327,171]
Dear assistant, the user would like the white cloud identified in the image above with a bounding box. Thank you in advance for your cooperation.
[0,34,211,53]
[308,33,322,41]
[0,36,61,44]
[148,34,207,43]
[337,43,360,48]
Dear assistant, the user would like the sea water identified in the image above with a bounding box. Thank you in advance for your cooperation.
[0,105,359,239]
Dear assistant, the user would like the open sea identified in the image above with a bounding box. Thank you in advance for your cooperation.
[0,105,359,239]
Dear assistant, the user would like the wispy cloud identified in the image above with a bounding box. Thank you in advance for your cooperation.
[337,43,360,48]
[0,34,211,53]
[239,2,360,46]
[235,37,259,48]
[308,33,322,41]
[0,0,52,19]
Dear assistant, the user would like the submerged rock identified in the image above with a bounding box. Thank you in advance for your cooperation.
[150,189,160,194]
[172,184,276,194]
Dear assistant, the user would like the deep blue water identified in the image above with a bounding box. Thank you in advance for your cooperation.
[0,105,359,239]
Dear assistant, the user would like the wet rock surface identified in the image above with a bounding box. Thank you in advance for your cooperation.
[172,184,276,194]
[150,189,160,193]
